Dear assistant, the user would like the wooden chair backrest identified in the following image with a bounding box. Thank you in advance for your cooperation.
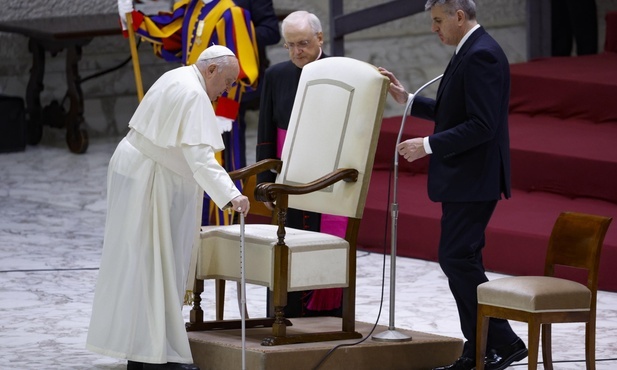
[544,211,612,293]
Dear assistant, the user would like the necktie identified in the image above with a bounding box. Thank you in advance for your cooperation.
[443,51,457,75]
[437,52,457,98]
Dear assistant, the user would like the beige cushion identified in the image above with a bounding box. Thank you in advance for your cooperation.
[198,225,349,291]
[477,276,591,313]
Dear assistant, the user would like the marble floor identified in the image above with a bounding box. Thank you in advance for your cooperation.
[1,130,617,369]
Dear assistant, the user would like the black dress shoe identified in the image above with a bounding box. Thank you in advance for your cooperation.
[485,338,528,370]
[433,356,475,370]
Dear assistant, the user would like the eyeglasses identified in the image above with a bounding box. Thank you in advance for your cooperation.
[283,39,312,51]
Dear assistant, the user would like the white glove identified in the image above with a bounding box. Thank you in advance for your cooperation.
[118,0,134,31]
[216,116,233,133]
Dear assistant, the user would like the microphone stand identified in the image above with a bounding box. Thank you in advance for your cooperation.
[372,74,443,342]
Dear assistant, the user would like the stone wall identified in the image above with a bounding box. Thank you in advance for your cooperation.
[0,0,174,139]
[0,0,615,139]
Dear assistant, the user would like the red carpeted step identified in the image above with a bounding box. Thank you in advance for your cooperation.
[509,113,617,204]
[359,171,617,291]
[359,171,440,262]
[375,114,617,203]
[373,116,433,174]
[509,53,617,123]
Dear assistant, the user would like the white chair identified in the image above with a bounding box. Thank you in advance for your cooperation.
[185,56,389,345]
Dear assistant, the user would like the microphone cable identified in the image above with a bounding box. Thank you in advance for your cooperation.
[58,38,143,108]
[312,73,443,369]
[310,145,395,370]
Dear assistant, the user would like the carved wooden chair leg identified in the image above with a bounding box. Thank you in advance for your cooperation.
[215,279,225,321]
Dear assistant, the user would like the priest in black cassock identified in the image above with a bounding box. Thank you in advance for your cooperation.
[256,10,345,318]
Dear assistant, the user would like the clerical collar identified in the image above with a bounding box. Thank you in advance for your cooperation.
[455,24,481,54]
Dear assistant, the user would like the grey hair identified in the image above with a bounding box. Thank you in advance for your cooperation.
[425,0,477,20]
[281,10,322,35]
[195,55,235,71]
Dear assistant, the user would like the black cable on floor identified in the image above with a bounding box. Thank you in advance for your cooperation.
[82,38,141,84]
[60,39,142,107]
[311,164,394,370]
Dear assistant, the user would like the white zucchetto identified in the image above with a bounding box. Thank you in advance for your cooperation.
[197,45,236,61]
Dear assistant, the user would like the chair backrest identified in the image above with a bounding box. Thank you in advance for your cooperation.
[277,57,389,219]
[544,211,612,292]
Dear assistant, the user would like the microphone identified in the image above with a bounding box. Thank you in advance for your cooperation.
[372,73,443,342]
[395,74,444,169]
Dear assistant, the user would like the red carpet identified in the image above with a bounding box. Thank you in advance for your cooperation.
[509,53,617,123]
[359,49,617,291]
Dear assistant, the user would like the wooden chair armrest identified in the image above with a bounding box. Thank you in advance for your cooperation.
[228,159,283,181]
[254,168,358,203]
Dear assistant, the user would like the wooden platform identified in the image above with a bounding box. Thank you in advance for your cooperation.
[188,317,462,370]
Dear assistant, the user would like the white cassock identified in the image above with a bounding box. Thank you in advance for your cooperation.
[86,65,240,364]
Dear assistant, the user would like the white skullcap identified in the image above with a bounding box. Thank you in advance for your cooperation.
[197,45,236,61]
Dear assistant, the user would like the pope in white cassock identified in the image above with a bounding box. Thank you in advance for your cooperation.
[86,45,250,370]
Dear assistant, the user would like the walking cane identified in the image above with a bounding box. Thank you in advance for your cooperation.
[239,212,247,370]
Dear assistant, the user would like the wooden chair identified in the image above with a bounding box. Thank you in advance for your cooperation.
[185,56,389,345]
[476,211,612,370]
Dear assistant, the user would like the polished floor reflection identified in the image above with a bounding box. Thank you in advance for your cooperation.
[1,136,616,369]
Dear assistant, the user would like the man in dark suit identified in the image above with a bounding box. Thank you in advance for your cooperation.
[380,1,527,369]
[256,11,344,318]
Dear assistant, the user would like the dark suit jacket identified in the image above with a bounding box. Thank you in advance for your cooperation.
[256,53,328,183]
[411,27,511,203]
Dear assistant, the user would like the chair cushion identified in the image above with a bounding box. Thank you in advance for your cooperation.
[198,224,349,291]
[477,276,591,312]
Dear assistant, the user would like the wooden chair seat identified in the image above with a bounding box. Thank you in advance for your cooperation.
[478,276,591,312]
[476,211,612,370]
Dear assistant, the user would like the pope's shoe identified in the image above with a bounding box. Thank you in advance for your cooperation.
[127,361,143,370]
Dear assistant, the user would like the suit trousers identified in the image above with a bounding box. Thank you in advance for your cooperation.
[438,200,518,357]
[551,0,598,56]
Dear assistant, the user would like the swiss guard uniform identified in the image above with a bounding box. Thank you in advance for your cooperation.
[126,0,259,225]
